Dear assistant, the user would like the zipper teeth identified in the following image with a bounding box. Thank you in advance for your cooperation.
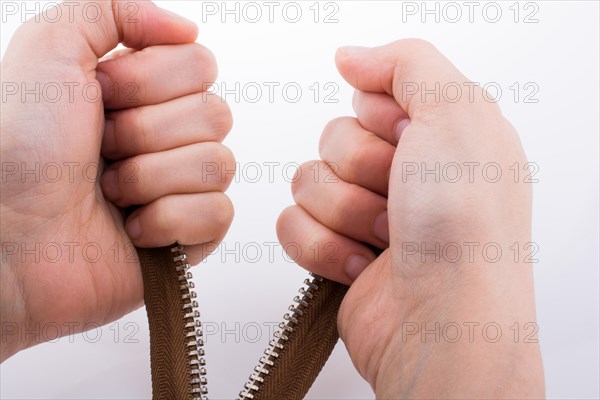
[238,273,324,399]
[171,245,208,400]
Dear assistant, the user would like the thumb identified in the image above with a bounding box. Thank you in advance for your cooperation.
[6,1,197,66]
[335,39,472,119]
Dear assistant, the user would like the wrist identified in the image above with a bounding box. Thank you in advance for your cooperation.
[375,329,544,399]
[372,265,545,399]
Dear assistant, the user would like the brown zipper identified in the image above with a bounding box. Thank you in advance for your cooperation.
[238,272,348,399]
[137,245,207,399]
[137,244,348,400]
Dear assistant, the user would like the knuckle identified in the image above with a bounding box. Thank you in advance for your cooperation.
[219,145,236,179]
[277,205,297,228]
[211,144,236,187]
[324,116,348,132]
[276,206,300,245]
[320,116,344,142]
[319,117,354,157]
[211,194,234,239]
[203,142,235,169]
[205,95,233,138]
[191,143,234,189]
[323,116,344,133]
[292,160,317,195]
[188,43,218,83]
[319,120,336,156]
[218,144,236,167]
[398,38,436,53]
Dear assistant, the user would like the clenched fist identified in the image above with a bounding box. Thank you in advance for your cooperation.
[1,1,234,362]
[277,40,545,398]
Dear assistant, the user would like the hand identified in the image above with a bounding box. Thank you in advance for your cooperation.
[277,40,544,398]
[1,1,234,362]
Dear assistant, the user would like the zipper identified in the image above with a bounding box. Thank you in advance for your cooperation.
[236,274,348,400]
[139,244,348,400]
[171,245,208,399]
[137,244,209,399]
[238,273,327,399]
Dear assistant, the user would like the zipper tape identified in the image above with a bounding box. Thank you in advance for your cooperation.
[137,245,207,400]
[239,274,348,399]
[137,245,347,400]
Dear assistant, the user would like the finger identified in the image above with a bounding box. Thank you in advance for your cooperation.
[126,192,234,248]
[292,161,389,248]
[319,117,395,197]
[100,47,135,62]
[184,243,224,267]
[102,93,232,159]
[352,91,410,144]
[101,143,235,207]
[9,1,197,67]
[277,206,377,285]
[97,43,217,109]
[336,39,487,119]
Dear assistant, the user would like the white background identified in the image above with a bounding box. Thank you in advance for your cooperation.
[1,1,599,399]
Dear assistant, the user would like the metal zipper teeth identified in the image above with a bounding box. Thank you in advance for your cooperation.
[171,245,209,400]
[238,273,325,399]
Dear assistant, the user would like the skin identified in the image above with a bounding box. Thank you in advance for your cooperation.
[1,1,234,362]
[0,1,544,398]
[277,41,545,398]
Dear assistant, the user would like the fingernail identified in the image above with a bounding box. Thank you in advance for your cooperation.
[101,169,121,202]
[395,119,410,142]
[96,71,111,101]
[373,211,389,243]
[338,46,369,56]
[127,217,142,240]
[345,255,371,281]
